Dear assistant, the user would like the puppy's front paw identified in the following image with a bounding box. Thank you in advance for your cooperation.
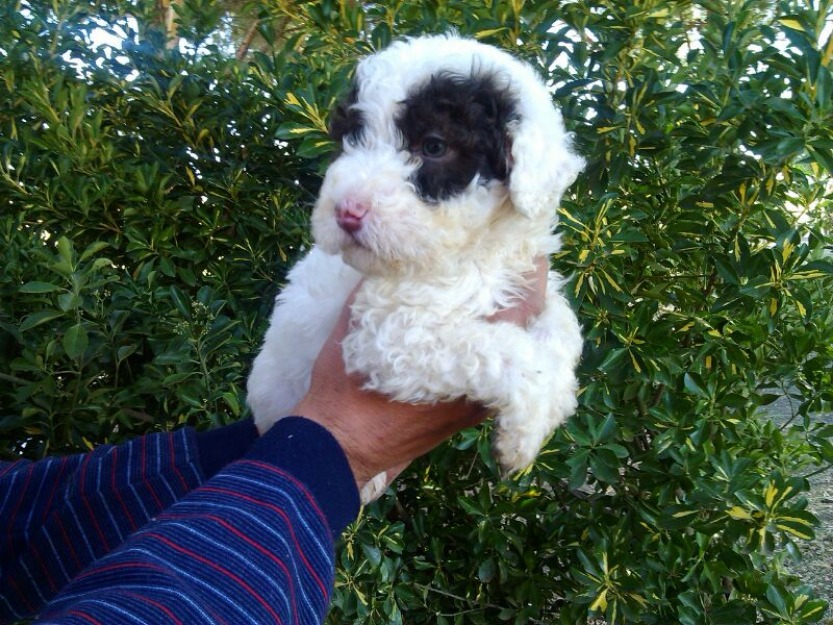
[492,425,540,476]
[359,471,389,504]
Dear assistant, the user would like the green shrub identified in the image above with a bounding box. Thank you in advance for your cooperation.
[1,1,832,623]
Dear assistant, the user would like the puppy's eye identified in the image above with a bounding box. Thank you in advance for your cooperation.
[421,136,448,158]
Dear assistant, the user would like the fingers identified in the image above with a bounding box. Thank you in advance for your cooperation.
[487,256,549,326]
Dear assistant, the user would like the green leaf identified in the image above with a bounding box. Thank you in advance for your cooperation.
[797,598,828,620]
[590,448,622,484]
[774,509,818,540]
[710,600,756,624]
[477,558,495,583]
[765,584,790,616]
[599,348,627,373]
[20,310,66,331]
[594,413,617,444]
[566,449,590,490]
[221,392,240,417]
[62,323,88,359]
[163,372,196,385]
[276,121,321,139]
[683,372,709,398]
[52,236,76,276]
[169,286,191,320]
[360,543,381,567]
[777,16,806,33]
[80,241,109,261]
[19,281,61,294]
[57,292,81,312]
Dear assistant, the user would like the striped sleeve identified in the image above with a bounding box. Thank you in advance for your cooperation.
[34,418,358,624]
[0,429,204,622]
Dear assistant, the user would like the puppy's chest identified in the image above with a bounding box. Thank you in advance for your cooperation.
[349,277,499,333]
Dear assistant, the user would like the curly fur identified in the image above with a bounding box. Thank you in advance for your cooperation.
[247,34,585,501]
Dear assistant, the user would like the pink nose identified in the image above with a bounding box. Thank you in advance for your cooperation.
[335,199,369,233]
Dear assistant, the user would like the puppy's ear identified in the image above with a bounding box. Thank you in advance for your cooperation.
[506,92,585,219]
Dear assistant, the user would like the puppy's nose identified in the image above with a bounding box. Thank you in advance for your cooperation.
[335,198,369,233]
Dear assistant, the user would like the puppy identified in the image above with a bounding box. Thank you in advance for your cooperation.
[247,34,584,501]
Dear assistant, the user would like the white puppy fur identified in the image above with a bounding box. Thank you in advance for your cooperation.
[247,34,584,501]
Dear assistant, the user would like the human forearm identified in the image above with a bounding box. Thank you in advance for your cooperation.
[0,420,256,623]
[33,418,356,625]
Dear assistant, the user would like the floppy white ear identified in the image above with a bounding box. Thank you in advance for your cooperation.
[507,87,585,219]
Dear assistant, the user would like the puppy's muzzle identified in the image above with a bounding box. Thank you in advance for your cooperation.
[335,198,368,234]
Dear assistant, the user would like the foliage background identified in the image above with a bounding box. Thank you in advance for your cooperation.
[1,0,832,623]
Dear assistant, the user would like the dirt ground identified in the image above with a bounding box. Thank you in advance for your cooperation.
[796,470,833,622]
[766,396,832,622]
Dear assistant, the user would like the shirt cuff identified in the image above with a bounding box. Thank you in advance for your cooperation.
[245,417,361,536]
[194,418,259,479]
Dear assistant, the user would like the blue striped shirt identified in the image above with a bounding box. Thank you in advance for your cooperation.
[0,417,360,624]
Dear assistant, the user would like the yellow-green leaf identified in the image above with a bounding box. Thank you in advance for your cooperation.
[673,509,699,519]
[778,18,804,31]
[727,506,753,520]
[590,589,608,612]
[775,522,814,540]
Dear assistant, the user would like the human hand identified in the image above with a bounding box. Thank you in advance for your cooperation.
[291,258,548,492]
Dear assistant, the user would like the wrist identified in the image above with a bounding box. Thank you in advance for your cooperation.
[247,417,360,536]
[291,396,377,490]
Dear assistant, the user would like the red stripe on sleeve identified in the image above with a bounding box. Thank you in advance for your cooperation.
[197,484,329,600]
[144,532,285,624]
